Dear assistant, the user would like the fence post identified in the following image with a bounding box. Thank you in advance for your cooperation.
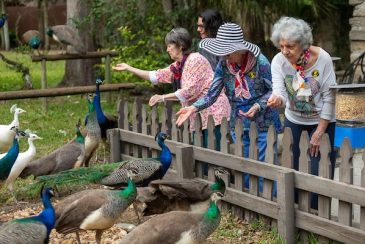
[277,169,295,244]
[41,58,48,111]
[175,145,194,180]
[108,129,121,162]
[104,54,111,104]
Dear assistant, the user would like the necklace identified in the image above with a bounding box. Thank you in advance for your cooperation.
[293,49,310,82]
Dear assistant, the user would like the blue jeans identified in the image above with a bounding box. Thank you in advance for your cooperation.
[241,130,277,197]
[284,118,336,209]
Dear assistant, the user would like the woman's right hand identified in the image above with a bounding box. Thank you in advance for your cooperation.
[176,106,197,126]
[267,94,283,108]
[112,63,130,72]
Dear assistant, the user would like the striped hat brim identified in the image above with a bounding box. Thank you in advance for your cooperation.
[199,38,260,57]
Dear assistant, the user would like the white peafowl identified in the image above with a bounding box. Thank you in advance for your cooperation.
[119,192,224,244]
[2,130,42,201]
[0,104,26,153]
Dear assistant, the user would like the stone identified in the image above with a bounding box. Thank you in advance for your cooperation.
[353,2,365,16]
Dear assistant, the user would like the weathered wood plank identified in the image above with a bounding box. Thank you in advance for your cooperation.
[150,106,159,158]
[132,98,142,157]
[281,127,293,168]
[318,134,332,243]
[175,145,194,179]
[141,104,149,158]
[296,210,365,244]
[233,119,244,218]
[220,117,230,154]
[339,138,353,226]
[263,125,276,201]
[31,50,119,61]
[108,129,121,162]
[249,122,259,196]
[277,170,295,244]
[194,115,204,178]
[361,150,365,230]
[207,115,215,150]
[298,131,310,243]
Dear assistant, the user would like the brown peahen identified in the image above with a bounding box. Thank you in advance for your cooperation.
[119,192,224,244]
[46,25,86,54]
[54,170,138,244]
[19,121,85,178]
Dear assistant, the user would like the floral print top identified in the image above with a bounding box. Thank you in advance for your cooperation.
[193,53,282,133]
[152,52,231,132]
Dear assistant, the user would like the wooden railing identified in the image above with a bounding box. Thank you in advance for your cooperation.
[108,98,365,244]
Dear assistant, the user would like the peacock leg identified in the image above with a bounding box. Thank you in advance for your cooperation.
[132,202,141,223]
[95,230,103,244]
[75,232,81,244]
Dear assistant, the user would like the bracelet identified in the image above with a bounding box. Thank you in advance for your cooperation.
[162,95,165,102]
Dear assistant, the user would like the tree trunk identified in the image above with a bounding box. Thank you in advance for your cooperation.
[43,0,49,50]
[61,0,99,87]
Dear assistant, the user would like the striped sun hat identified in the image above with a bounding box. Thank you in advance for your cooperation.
[199,22,260,57]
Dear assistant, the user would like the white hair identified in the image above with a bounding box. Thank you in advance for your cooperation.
[270,16,313,50]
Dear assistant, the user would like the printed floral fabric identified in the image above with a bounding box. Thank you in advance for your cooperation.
[193,53,282,133]
[156,52,231,131]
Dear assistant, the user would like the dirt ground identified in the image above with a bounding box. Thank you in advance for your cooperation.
[0,199,271,244]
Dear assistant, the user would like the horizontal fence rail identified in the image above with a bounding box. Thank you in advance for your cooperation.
[108,98,365,244]
[31,51,119,62]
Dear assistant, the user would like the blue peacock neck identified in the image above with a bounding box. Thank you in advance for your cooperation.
[94,83,107,124]
[158,139,172,174]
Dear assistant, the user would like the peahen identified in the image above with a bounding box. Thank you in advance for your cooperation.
[46,25,86,54]
[0,187,56,244]
[3,130,42,200]
[81,93,101,167]
[21,30,42,55]
[136,168,227,216]
[119,192,224,244]
[20,121,85,178]
[0,14,7,29]
[0,127,26,181]
[86,77,117,162]
[100,132,172,188]
[54,169,138,244]
[0,104,26,153]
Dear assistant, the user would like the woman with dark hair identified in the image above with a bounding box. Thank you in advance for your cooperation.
[197,9,224,71]
[113,28,230,144]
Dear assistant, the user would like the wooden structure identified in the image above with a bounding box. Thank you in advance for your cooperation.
[31,51,119,110]
[108,98,365,244]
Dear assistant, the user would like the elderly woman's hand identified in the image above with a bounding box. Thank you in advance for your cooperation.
[238,104,260,118]
[176,106,197,126]
[112,63,130,72]
[267,94,283,108]
[310,129,324,157]
[149,94,164,106]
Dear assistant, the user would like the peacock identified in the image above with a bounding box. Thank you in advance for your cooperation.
[21,132,172,193]
[21,30,42,55]
[136,168,227,216]
[0,127,26,181]
[54,169,138,244]
[81,93,101,167]
[87,77,117,162]
[100,132,172,188]
[3,130,42,200]
[46,25,86,54]
[0,104,26,153]
[0,14,7,29]
[119,191,224,244]
[20,121,85,178]
[0,187,55,243]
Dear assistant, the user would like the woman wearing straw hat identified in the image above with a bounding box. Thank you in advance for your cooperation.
[113,27,230,150]
[267,17,336,209]
[176,23,282,193]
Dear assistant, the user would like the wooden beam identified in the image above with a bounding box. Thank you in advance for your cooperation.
[0,83,135,100]
[31,51,119,62]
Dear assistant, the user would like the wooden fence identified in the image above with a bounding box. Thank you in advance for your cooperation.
[108,98,365,244]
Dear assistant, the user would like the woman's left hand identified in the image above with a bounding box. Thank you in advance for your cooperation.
[310,129,324,157]
[238,104,260,118]
[149,95,163,106]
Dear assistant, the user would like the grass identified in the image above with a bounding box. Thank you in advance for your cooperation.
[0,51,65,90]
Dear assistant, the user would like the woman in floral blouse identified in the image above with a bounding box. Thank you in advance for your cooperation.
[113,27,230,149]
[176,23,282,193]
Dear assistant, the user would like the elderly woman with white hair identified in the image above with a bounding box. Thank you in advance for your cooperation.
[267,17,337,209]
[176,23,282,194]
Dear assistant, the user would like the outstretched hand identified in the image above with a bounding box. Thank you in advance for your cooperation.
[267,94,283,108]
[149,94,163,106]
[112,63,130,72]
[176,106,197,126]
[238,104,260,118]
